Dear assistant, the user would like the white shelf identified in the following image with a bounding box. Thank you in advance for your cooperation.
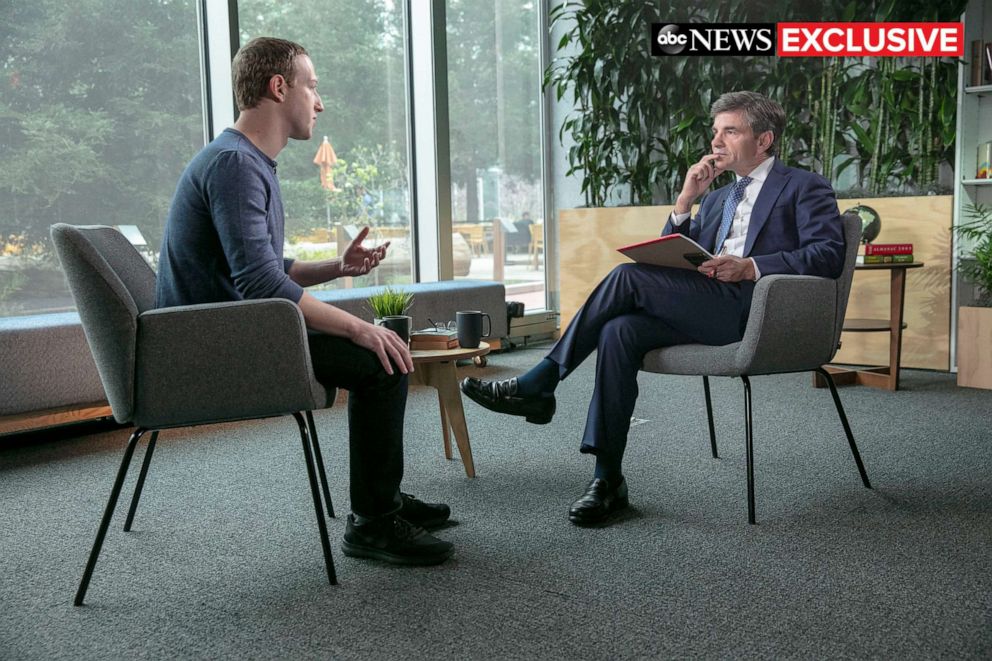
[962,178,992,185]
[965,84,992,95]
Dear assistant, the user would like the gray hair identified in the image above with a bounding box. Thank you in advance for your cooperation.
[710,91,785,156]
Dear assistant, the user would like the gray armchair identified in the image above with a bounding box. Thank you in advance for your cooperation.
[640,213,871,524]
[50,224,338,605]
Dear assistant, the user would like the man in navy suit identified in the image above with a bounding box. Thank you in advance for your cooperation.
[462,91,846,526]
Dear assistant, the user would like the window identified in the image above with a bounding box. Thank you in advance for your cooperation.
[0,0,205,317]
[238,0,414,291]
[446,0,546,310]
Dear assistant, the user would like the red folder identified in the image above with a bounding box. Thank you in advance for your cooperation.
[617,234,713,271]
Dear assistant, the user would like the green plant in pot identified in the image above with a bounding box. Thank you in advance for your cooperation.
[954,204,992,389]
[956,204,992,305]
[367,286,414,343]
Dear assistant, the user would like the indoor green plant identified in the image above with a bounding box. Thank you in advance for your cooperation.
[954,204,992,389]
[956,204,992,305]
[367,286,413,318]
[367,286,414,342]
[544,0,965,206]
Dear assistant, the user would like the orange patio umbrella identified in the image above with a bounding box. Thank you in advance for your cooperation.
[313,135,338,191]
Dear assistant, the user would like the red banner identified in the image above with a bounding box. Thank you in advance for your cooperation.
[777,23,963,57]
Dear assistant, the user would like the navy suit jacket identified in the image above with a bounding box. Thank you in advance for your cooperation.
[662,159,845,279]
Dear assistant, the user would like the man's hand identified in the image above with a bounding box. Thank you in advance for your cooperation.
[674,154,723,215]
[698,255,755,283]
[350,320,414,376]
[341,226,389,277]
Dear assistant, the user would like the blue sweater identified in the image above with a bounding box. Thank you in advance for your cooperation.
[156,129,303,308]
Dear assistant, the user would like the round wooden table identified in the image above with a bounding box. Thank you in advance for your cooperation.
[817,261,923,391]
[409,342,490,477]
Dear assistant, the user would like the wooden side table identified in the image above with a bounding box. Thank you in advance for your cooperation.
[816,261,923,391]
[409,342,490,477]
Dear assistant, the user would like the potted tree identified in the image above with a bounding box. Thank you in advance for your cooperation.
[955,204,992,389]
[367,287,414,343]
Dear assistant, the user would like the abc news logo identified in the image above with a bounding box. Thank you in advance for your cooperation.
[652,23,775,56]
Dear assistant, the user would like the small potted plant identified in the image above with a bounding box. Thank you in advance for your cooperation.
[954,204,992,389]
[367,286,414,343]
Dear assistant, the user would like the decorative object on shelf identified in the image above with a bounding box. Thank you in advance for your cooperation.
[984,43,992,84]
[978,141,992,179]
[972,40,983,86]
[844,205,881,244]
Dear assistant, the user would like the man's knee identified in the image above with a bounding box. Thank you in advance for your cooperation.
[597,317,640,354]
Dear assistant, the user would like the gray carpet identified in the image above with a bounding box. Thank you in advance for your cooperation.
[1,343,990,659]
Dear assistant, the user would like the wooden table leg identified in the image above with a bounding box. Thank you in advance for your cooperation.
[887,267,907,391]
[438,392,453,460]
[414,362,476,477]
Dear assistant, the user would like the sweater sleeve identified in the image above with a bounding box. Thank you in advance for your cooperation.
[204,151,304,302]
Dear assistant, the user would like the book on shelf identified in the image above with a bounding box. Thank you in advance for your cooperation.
[973,40,984,86]
[410,328,459,350]
[864,242,913,255]
[857,254,914,265]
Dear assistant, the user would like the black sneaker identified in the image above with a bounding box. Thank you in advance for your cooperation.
[342,514,454,566]
[400,492,451,529]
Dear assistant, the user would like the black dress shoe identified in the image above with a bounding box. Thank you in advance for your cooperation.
[460,376,556,424]
[568,477,629,525]
[399,492,451,529]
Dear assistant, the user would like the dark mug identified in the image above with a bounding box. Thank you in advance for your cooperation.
[456,310,491,349]
[379,315,411,344]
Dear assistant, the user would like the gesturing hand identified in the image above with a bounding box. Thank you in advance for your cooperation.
[341,226,390,277]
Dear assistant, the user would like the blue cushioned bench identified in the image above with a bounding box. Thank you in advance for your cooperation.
[0,280,506,435]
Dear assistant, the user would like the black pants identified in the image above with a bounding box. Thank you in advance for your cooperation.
[307,332,407,518]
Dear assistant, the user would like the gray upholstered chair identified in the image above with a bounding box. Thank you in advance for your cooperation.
[640,213,871,524]
[50,224,338,605]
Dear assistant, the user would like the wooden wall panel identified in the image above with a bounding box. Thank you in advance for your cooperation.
[558,196,952,371]
[832,196,951,371]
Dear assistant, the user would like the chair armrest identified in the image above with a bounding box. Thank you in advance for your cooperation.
[133,299,325,428]
[736,274,838,375]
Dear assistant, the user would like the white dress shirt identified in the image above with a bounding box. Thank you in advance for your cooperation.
[670,156,776,280]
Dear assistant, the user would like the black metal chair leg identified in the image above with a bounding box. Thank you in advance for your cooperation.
[815,367,872,489]
[293,412,338,585]
[75,427,147,606]
[702,376,718,458]
[305,411,335,518]
[123,430,158,532]
[741,376,756,524]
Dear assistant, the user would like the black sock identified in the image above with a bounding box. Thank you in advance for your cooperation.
[593,455,623,484]
[514,358,560,396]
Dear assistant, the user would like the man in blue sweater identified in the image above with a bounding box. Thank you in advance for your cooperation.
[157,37,453,566]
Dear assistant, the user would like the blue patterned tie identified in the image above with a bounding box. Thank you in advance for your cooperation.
[714,175,752,254]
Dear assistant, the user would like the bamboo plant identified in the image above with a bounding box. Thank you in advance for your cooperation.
[544,0,967,205]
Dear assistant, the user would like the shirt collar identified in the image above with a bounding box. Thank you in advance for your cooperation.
[738,156,774,184]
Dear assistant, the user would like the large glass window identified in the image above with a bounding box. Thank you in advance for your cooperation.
[0,0,205,317]
[238,0,413,291]
[446,0,546,310]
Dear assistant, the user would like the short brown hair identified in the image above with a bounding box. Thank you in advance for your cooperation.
[710,91,786,156]
[232,37,309,111]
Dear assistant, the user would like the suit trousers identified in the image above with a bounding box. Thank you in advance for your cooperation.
[307,332,406,518]
[547,263,753,460]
